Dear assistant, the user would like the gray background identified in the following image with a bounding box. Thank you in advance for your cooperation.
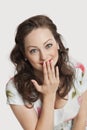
[0,0,87,129]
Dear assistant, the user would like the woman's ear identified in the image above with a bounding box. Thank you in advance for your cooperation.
[25,58,27,61]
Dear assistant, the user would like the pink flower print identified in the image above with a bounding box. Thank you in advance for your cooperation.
[75,63,85,73]
[75,63,85,82]
[78,96,82,105]
[37,107,41,117]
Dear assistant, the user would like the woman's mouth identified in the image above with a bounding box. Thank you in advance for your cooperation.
[40,62,43,65]
[39,59,52,65]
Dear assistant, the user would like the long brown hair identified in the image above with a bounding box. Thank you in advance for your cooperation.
[10,15,75,104]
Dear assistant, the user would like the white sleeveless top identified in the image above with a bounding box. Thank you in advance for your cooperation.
[6,62,87,130]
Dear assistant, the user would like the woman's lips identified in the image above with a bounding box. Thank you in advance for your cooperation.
[40,59,52,65]
[40,63,43,65]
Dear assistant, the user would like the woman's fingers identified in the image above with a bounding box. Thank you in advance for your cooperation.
[43,62,48,83]
[46,60,59,80]
[46,61,53,80]
[31,80,42,92]
[55,66,59,79]
[50,60,55,73]
[43,60,59,81]
[32,61,59,95]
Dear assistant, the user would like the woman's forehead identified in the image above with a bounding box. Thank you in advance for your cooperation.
[24,28,55,47]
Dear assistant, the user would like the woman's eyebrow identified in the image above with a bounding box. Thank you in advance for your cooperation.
[43,39,52,45]
[27,39,53,48]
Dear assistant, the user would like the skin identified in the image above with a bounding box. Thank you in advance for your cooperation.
[24,28,59,71]
[10,27,87,130]
[10,58,59,130]
[72,90,87,130]
[10,27,60,130]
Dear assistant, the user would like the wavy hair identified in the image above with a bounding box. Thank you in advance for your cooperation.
[10,15,75,105]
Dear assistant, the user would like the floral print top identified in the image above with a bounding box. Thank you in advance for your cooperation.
[6,62,87,130]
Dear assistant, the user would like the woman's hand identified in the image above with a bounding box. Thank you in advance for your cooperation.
[31,60,59,96]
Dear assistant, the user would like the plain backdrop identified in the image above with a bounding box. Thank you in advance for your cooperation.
[0,0,87,129]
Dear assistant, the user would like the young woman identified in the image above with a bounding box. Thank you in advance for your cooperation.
[6,15,87,130]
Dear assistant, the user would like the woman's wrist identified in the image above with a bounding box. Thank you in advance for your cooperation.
[43,94,56,106]
[43,93,56,101]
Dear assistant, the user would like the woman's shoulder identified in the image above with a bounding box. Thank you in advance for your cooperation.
[6,77,19,96]
[6,77,42,110]
[72,59,87,93]
[74,61,87,81]
[6,77,15,89]
[70,57,86,78]
[6,77,25,105]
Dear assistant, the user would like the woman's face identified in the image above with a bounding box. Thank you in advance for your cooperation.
[24,27,59,71]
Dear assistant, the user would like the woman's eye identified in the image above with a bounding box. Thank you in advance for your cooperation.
[46,44,53,49]
[30,49,38,54]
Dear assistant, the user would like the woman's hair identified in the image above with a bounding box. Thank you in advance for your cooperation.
[10,15,75,105]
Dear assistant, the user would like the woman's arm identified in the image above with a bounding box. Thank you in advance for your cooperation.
[72,114,86,130]
[10,94,55,130]
[10,61,59,130]
[72,91,87,130]
[10,104,38,130]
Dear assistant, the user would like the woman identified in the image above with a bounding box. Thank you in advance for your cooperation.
[6,14,87,130]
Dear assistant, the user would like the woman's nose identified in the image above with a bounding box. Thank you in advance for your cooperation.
[40,51,47,61]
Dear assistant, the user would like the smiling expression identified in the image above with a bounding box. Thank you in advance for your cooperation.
[24,28,59,71]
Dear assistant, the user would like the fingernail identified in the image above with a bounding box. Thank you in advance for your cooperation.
[43,61,45,66]
[51,60,53,63]
[31,79,34,83]
[43,61,45,64]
